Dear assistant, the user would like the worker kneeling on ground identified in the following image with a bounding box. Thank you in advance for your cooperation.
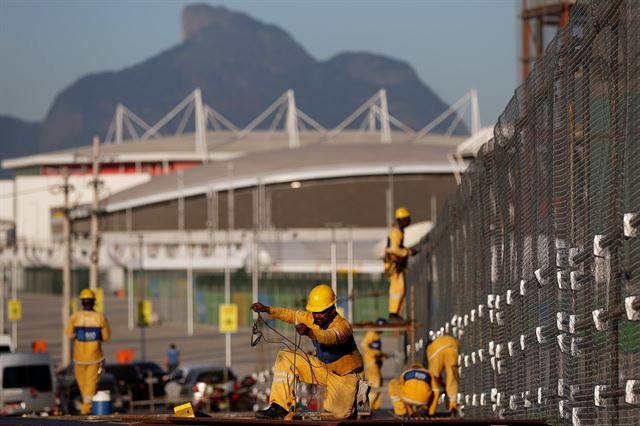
[251,284,364,420]
[360,318,388,411]
[426,334,460,414]
[385,207,418,324]
[65,288,111,414]
[388,363,440,418]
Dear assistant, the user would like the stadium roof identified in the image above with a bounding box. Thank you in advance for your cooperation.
[104,142,465,212]
[1,130,465,170]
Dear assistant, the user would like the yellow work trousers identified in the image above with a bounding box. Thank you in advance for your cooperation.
[365,363,382,410]
[388,379,428,416]
[388,271,405,315]
[270,349,362,419]
[74,362,101,414]
[429,347,459,410]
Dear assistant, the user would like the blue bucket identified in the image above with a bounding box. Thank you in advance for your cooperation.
[91,390,112,415]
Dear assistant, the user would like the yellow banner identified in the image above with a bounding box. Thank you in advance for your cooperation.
[219,303,238,333]
[8,299,21,321]
[138,300,152,327]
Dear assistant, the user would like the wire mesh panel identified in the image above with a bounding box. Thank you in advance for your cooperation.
[407,1,640,424]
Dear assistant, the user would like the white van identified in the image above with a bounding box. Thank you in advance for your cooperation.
[0,353,57,415]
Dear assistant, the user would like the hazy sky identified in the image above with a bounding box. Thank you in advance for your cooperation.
[0,0,519,128]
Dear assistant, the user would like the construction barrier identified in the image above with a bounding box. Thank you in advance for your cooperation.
[408,0,640,424]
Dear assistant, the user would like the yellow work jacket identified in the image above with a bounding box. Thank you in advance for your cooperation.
[360,330,382,368]
[384,225,411,275]
[399,367,441,415]
[426,335,460,364]
[269,307,363,375]
[66,309,111,364]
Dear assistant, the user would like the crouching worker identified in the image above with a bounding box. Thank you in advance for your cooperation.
[251,284,364,420]
[388,364,440,418]
[426,335,460,414]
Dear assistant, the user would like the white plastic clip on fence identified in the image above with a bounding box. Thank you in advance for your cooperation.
[491,388,498,402]
[536,326,546,343]
[489,340,495,355]
[498,360,505,374]
[418,338,424,350]
[487,294,495,308]
[480,392,487,406]
[457,315,463,328]
[594,385,609,407]
[624,213,638,238]
[569,314,577,334]
[496,311,505,326]
[520,334,527,351]
[470,309,476,322]
[535,268,547,286]
[471,351,477,364]
[464,355,470,367]
[465,394,470,405]
[625,380,639,404]
[496,392,503,407]
[559,400,569,419]
[464,314,469,326]
[593,235,605,257]
[508,341,515,357]
[509,395,517,410]
[571,337,582,357]
[472,393,478,406]
[557,312,569,332]
[538,387,545,405]
[523,391,532,408]
[520,279,527,296]
[557,270,570,290]
[495,295,501,309]
[489,309,495,323]
[572,408,586,426]
[506,289,513,305]
[491,356,497,371]
[557,334,571,354]
[558,379,565,397]
[478,348,485,361]
[569,247,579,267]
[625,296,640,320]
[445,322,450,333]
[478,304,484,317]
[570,271,583,291]
[495,343,503,359]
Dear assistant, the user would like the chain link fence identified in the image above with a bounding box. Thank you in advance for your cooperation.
[408,0,639,424]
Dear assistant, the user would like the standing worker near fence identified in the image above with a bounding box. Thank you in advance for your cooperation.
[250,283,365,420]
[165,343,180,373]
[65,288,111,414]
[426,334,460,414]
[384,207,417,324]
[388,363,440,418]
[360,318,388,410]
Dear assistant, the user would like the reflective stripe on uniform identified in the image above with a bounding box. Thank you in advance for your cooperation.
[428,344,454,361]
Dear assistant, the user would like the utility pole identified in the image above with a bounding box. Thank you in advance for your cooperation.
[61,168,73,366]
[89,136,101,291]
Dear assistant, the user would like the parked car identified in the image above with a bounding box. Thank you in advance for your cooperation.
[164,365,236,410]
[0,353,57,416]
[104,361,166,404]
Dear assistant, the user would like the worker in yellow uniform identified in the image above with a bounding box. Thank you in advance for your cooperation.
[360,318,388,410]
[426,335,460,414]
[388,363,441,418]
[384,207,417,323]
[251,284,364,420]
[65,288,111,414]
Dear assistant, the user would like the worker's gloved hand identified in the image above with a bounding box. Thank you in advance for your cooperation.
[250,302,270,313]
[295,323,310,336]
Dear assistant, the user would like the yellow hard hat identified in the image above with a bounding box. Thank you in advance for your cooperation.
[395,207,411,219]
[306,284,336,312]
[79,288,96,300]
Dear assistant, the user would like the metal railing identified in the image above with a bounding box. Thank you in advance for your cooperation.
[408,0,640,424]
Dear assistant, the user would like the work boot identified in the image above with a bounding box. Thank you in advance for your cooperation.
[80,402,92,415]
[255,403,289,419]
[387,313,406,325]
